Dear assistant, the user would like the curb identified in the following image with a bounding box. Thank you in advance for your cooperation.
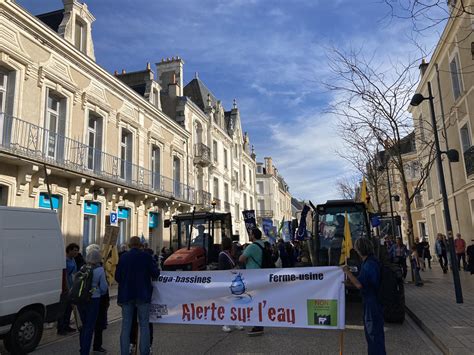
[405,305,448,355]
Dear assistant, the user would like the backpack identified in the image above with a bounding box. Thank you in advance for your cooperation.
[68,265,95,304]
[377,262,405,324]
[253,242,275,268]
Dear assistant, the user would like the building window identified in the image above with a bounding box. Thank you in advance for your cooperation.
[152,88,159,107]
[235,203,240,221]
[118,207,131,245]
[243,193,247,210]
[0,184,8,205]
[426,175,433,200]
[151,146,160,189]
[234,171,239,188]
[460,124,471,152]
[224,148,228,169]
[250,196,253,210]
[257,181,264,194]
[234,143,238,158]
[258,199,265,211]
[213,140,218,163]
[257,165,263,174]
[224,183,229,202]
[74,18,87,53]
[87,113,102,171]
[249,168,252,186]
[173,156,181,197]
[83,201,101,252]
[450,54,463,100]
[0,69,8,113]
[213,177,219,201]
[45,90,66,160]
[243,165,247,182]
[39,192,63,226]
[0,67,15,117]
[120,129,133,181]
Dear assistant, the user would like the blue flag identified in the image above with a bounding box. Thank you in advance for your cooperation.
[296,205,310,241]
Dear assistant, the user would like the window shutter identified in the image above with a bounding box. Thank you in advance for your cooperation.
[5,71,16,116]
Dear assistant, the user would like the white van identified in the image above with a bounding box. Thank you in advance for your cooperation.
[0,207,65,354]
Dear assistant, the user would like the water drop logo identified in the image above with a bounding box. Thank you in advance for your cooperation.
[229,272,252,303]
[230,273,246,295]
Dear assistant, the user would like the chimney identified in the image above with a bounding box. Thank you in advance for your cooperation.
[156,56,184,96]
[419,59,429,77]
[168,73,179,98]
[264,157,274,176]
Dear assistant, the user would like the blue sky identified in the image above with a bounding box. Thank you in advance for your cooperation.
[17,0,442,204]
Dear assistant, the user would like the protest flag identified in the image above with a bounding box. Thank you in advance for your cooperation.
[296,205,310,241]
[339,211,353,265]
[360,177,374,212]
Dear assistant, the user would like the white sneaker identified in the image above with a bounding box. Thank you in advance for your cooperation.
[222,325,232,333]
[235,325,244,330]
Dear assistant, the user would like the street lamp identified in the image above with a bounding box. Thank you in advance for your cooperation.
[211,199,217,264]
[410,81,463,303]
[377,161,397,239]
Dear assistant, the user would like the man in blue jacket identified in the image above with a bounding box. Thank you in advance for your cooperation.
[115,236,160,355]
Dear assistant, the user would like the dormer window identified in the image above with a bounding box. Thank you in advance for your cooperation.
[74,17,87,53]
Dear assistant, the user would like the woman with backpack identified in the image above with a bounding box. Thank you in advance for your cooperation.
[77,249,108,355]
[343,238,386,355]
[219,237,244,333]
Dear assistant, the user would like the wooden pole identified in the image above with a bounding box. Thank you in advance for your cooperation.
[339,330,344,355]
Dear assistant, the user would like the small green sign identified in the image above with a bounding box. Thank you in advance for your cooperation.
[307,299,338,327]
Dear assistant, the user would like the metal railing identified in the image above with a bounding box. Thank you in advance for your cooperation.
[257,210,274,218]
[195,189,211,206]
[464,146,474,177]
[0,114,194,203]
[194,143,212,166]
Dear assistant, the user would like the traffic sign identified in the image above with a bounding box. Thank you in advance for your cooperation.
[110,212,118,226]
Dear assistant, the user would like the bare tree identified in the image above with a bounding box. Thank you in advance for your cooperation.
[382,0,472,34]
[326,48,436,246]
[336,175,360,200]
[336,121,387,212]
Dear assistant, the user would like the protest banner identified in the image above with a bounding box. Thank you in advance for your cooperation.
[150,266,345,329]
[242,210,256,236]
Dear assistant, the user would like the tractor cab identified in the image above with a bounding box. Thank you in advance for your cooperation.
[163,211,232,271]
[311,200,372,273]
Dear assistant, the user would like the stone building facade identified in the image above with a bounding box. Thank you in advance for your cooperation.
[409,0,474,250]
[255,157,292,230]
[0,0,258,252]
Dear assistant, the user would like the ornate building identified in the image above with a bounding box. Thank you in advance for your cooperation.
[0,0,258,252]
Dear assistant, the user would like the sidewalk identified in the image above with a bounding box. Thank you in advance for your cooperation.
[404,262,474,355]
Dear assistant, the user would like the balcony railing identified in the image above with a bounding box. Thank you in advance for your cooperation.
[195,189,211,206]
[194,143,212,166]
[0,115,194,203]
[464,146,474,178]
[224,201,231,212]
[257,210,274,218]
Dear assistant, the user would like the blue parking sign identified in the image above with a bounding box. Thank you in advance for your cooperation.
[110,212,118,226]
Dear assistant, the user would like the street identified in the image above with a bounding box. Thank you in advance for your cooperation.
[3,300,439,355]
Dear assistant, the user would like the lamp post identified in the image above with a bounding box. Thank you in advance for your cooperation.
[410,81,463,303]
[377,160,396,238]
[211,199,217,264]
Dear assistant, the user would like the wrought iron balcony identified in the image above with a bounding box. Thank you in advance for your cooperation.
[224,201,231,212]
[257,210,274,218]
[0,114,194,203]
[194,143,212,166]
[464,146,474,178]
[195,189,211,206]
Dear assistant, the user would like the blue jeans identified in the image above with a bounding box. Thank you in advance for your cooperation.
[77,298,100,355]
[120,301,150,355]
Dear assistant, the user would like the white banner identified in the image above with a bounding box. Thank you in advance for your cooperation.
[150,266,345,329]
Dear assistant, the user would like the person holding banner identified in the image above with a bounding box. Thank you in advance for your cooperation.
[219,237,244,333]
[343,238,386,355]
[239,227,265,336]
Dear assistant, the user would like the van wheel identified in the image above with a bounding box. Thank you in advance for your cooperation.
[7,310,44,354]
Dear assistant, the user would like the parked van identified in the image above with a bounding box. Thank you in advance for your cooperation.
[0,207,64,354]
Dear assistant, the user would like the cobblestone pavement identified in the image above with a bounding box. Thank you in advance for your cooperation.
[405,261,474,355]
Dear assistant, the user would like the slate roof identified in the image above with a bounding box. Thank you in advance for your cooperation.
[183,78,217,111]
[36,10,64,32]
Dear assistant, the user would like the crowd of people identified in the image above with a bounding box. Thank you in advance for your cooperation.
[55,229,473,355]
